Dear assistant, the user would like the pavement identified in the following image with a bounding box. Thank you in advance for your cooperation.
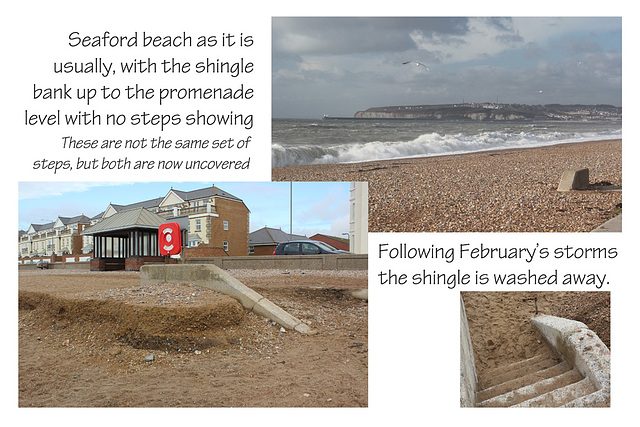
[591,214,622,232]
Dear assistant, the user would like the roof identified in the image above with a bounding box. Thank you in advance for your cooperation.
[310,233,349,245]
[249,227,307,246]
[81,208,167,235]
[31,222,55,232]
[107,185,243,215]
[58,214,91,225]
[28,214,90,233]
[171,185,242,203]
[109,196,165,213]
[188,233,203,242]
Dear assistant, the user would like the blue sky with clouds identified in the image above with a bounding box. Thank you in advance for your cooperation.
[18,181,352,238]
[272,17,622,118]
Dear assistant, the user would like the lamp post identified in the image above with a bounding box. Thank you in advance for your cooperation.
[342,232,351,252]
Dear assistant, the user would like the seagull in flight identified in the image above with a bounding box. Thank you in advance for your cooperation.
[403,61,430,71]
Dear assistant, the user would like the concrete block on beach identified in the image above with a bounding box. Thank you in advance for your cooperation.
[140,264,316,334]
[557,168,589,191]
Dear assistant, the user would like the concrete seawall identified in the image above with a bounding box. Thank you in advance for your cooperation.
[18,261,91,271]
[19,254,368,272]
[460,296,478,407]
[184,254,368,270]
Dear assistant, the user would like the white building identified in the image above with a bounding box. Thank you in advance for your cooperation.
[349,182,368,254]
[19,215,91,258]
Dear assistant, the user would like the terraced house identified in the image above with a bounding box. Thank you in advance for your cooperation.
[19,215,91,260]
[19,185,250,268]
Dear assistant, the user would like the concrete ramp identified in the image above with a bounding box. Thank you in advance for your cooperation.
[140,264,315,334]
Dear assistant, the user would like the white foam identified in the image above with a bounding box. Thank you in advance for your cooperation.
[272,128,622,167]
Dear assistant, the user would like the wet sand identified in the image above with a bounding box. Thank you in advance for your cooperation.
[273,139,622,232]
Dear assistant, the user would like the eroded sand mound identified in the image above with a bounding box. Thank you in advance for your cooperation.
[19,270,368,407]
[19,290,245,351]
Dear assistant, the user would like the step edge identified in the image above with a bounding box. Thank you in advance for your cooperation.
[510,377,595,408]
[477,361,571,400]
[477,369,584,407]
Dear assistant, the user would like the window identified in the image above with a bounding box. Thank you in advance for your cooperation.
[302,243,321,254]
[283,242,300,255]
[195,219,201,231]
[223,241,229,251]
[223,220,229,231]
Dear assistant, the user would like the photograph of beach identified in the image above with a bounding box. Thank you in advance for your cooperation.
[271,17,622,232]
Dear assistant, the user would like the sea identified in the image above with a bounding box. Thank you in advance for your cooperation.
[272,119,622,168]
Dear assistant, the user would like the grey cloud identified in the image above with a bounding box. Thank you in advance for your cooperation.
[522,42,545,59]
[484,17,516,32]
[273,17,471,56]
[495,33,524,44]
[556,37,603,55]
[272,17,621,118]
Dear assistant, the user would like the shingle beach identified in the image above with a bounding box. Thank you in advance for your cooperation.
[273,139,622,232]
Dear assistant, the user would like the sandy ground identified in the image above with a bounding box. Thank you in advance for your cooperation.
[273,139,622,232]
[18,269,368,407]
[462,291,610,379]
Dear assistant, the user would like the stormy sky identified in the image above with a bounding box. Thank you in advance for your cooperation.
[272,17,622,118]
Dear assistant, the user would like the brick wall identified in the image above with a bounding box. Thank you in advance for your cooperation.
[72,224,87,254]
[184,246,229,258]
[209,198,249,256]
[124,256,167,271]
[251,245,276,256]
[90,258,125,271]
[310,234,349,251]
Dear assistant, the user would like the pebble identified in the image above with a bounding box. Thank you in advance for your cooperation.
[273,140,622,232]
[84,283,205,305]
[77,269,367,307]
[232,269,367,280]
[144,354,154,363]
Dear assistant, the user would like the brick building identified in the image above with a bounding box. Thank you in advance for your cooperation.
[309,233,349,251]
[248,226,306,256]
[91,185,250,256]
[20,185,250,269]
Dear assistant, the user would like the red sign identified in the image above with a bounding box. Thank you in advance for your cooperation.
[159,222,181,255]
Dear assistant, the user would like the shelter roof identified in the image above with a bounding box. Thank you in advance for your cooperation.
[81,208,166,235]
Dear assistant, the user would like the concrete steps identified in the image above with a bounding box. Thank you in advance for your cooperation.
[476,355,597,407]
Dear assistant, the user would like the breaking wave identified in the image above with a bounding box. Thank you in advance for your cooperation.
[272,128,621,168]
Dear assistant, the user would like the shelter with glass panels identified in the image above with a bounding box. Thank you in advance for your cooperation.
[81,208,171,271]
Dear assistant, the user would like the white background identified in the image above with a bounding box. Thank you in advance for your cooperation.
[3,1,636,425]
